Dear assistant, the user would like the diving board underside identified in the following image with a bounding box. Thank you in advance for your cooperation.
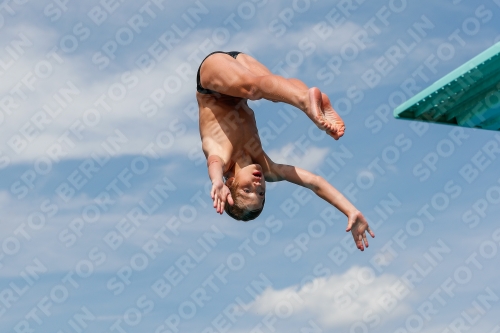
[394,42,500,130]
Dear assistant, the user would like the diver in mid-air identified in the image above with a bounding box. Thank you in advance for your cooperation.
[196,51,374,251]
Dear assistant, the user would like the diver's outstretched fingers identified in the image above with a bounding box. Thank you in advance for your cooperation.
[363,232,369,248]
[368,226,375,238]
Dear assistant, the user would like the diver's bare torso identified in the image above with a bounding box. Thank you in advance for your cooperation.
[197,92,272,179]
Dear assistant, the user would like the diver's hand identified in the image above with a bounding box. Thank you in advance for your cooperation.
[346,211,375,251]
[211,180,234,214]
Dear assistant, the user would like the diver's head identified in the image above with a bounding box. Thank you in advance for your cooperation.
[224,164,266,221]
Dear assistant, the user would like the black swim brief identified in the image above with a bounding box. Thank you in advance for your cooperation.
[196,51,242,94]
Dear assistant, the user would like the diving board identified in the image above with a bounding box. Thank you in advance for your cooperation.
[394,42,500,130]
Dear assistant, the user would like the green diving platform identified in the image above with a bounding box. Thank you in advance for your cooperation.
[394,42,500,130]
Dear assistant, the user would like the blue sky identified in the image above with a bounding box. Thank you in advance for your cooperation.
[1,1,500,332]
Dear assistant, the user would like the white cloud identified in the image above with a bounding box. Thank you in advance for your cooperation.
[268,144,329,171]
[248,266,414,328]
[0,19,205,165]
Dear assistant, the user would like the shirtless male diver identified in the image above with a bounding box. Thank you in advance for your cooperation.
[196,51,374,251]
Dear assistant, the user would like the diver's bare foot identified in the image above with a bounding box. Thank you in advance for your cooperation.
[306,87,329,131]
[322,93,345,140]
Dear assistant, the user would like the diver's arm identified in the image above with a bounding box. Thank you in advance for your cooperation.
[207,155,224,185]
[269,163,356,215]
[269,163,374,251]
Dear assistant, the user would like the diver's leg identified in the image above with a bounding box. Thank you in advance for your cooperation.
[199,53,341,136]
[238,56,344,139]
[284,78,345,139]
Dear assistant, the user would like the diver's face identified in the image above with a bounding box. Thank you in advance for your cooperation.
[234,164,266,211]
